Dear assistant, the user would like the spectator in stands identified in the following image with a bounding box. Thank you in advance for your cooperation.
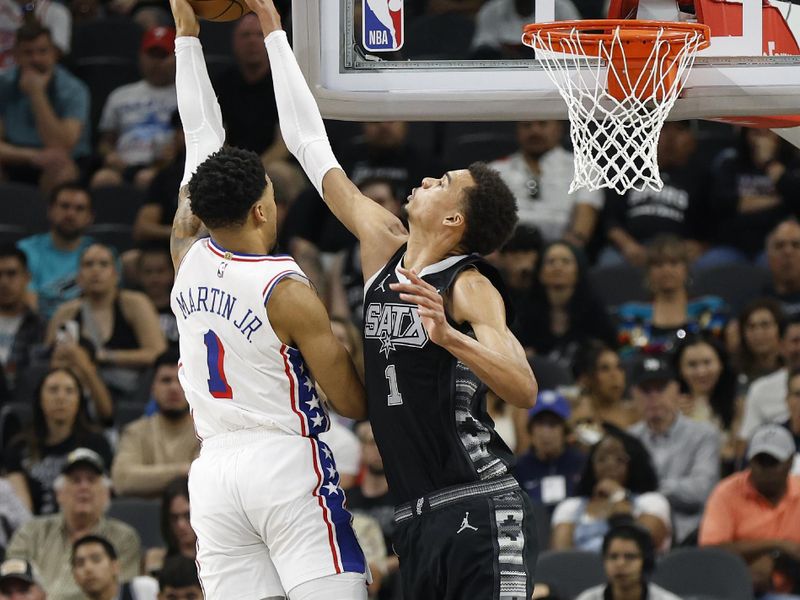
[576,523,680,600]
[783,368,800,473]
[3,368,112,514]
[0,558,46,600]
[135,244,177,350]
[616,235,728,357]
[736,298,785,390]
[111,350,198,497]
[17,182,94,321]
[763,218,800,318]
[91,26,178,190]
[738,316,800,454]
[0,245,45,402]
[514,391,586,516]
[0,23,89,191]
[700,424,800,596]
[132,111,184,245]
[471,0,580,58]
[492,224,543,295]
[6,448,141,600]
[143,477,195,575]
[698,128,800,269]
[551,428,671,553]
[0,478,31,559]
[573,341,639,430]
[598,121,709,268]
[491,121,603,246]
[72,535,157,600]
[46,243,166,399]
[157,556,201,600]
[328,178,404,327]
[0,0,71,70]
[515,242,617,370]
[217,14,285,165]
[628,356,720,544]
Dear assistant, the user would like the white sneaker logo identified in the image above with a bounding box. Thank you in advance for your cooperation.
[457,512,478,534]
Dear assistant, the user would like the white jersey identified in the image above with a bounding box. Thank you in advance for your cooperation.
[171,237,329,441]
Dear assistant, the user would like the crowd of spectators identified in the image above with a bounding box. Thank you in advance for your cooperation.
[2,1,800,599]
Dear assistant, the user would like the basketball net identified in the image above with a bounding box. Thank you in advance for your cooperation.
[523,21,710,194]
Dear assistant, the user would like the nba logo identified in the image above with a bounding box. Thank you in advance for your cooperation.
[363,0,404,52]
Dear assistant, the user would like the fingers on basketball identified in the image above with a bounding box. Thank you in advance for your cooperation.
[188,0,251,22]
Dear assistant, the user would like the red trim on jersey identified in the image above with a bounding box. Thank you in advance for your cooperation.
[280,344,307,436]
[309,437,343,573]
[206,239,296,263]
[262,269,296,297]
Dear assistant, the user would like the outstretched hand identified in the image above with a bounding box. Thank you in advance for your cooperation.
[244,0,282,36]
[391,267,456,348]
[169,0,200,37]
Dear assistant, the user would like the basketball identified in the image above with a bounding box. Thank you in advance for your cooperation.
[187,0,250,21]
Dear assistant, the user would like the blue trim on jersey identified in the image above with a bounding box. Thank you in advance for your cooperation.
[285,347,329,436]
[314,438,367,574]
[263,271,310,306]
[208,237,292,259]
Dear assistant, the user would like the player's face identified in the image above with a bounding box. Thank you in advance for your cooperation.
[72,543,119,596]
[78,245,118,296]
[159,586,203,600]
[405,170,472,231]
[40,370,81,428]
[603,538,644,587]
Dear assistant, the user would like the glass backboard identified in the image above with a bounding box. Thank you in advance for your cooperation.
[292,0,800,121]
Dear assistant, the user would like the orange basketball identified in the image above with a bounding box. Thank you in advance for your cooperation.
[188,0,250,21]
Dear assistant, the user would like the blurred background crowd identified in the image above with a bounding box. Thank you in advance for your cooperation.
[1,0,800,599]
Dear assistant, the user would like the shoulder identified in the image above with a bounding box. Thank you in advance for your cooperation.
[635,492,671,517]
[650,583,682,600]
[616,302,653,319]
[103,516,140,542]
[627,420,647,437]
[52,298,80,319]
[689,294,726,312]
[574,586,604,600]
[55,65,88,95]
[129,576,159,597]
[119,289,154,311]
[17,234,48,253]
[120,416,150,437]
[105,81,141,105]
[552,496,584,523]
[452,267,505,323]
[711,471,747,498]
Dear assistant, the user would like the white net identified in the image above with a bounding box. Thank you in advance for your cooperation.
[524,23,707,194]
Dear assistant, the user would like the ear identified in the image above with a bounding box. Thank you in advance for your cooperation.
[253,202,267,224]
[442,212,464,228]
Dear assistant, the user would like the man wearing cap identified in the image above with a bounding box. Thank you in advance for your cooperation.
[6,449,141,600]
[700,424,800,596]
[628,356,720,544]
[513,390,586,516]
[91,26,178,190]
[0,558,47,600]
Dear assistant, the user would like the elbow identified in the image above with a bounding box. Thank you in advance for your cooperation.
[516,374,538,409]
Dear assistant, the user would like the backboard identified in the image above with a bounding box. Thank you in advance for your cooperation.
[292,0,800,121]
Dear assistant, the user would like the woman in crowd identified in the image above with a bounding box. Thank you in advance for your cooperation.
[735,298,785,390]
[516,241,617,370]
[2,367,113,514]
[551,428,671,553]
[616,235,728,357]
[46,243,166,400]
[573,341,640,430]
[145,476,197,574]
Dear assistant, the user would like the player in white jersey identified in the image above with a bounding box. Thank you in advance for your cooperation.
[166,0,369,598]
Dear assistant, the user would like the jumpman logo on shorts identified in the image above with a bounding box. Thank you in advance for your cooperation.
[457,511,478,534]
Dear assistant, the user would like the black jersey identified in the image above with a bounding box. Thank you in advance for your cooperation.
[363,244,515,503]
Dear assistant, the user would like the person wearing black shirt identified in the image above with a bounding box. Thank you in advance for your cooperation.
[259,3,540,595]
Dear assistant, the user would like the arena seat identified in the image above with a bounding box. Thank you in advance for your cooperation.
[651,547,752,600]
[88,185,147,253]
[589,264,648,309]
[107,497,163,550]
[535,550,605,599]
[0,183,49,243]
[689,263,771,313]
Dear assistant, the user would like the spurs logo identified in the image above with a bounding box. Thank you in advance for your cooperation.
[364,303,428,357]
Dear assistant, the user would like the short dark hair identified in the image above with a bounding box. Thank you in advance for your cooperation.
[154,348,180,372]
[0,243,28,269]
[459,162,518,255]
[14,22,52,46]
[188,147,267,229]
[501,224,543,254]
[137,242,172,267]
[50,181,92,208]
[602,522,656,575]
[158,556,200,591]
[72,534,117,564]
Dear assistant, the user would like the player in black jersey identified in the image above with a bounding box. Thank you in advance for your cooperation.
[248,1,540,597]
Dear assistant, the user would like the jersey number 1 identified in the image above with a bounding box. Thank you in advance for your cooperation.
[385,364,403,406]
[204,330,233,399]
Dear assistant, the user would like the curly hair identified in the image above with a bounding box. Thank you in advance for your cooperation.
[575,426,659,497]
[459,162,518,255]
[187,147,267,229]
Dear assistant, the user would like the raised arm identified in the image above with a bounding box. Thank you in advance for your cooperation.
[249,0,407,279]
[391,267,538,409]
[168,0,225,270]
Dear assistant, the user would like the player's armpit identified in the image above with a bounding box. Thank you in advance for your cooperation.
[448,270,538,409]
[267,278,367,419]
[170,185,207,270]
[322,169,408,280]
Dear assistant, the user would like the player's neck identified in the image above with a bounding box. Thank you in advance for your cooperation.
[404,231,460,273]
[210,229,270,257]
